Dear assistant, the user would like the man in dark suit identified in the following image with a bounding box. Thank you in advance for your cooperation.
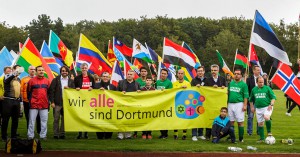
[203,64,226,140]
[246,65,265,135]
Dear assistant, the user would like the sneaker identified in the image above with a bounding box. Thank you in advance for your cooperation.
[267,132,273,136]
[286,112,292,116]
[76,135,82,139]
[147,135,152,139]
[142,135,147,139]
[198,136,206,140]
[257,139,264,143]
[174,135,178,140]
[192,136,198,141]
[182,135,187,140]
[239,139,244,143]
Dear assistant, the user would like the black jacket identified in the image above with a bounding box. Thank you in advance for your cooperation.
[205,76,226,87]
[74,74,95,89]
[117,79,140,92]
[49,75,75,106]
[191,77,207,87]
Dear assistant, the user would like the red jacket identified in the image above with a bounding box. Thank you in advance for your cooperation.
[27,76,50,109]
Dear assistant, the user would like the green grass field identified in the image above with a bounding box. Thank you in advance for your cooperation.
[1,90,299,153]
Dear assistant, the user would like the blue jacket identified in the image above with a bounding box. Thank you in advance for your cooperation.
[211,115,230,138]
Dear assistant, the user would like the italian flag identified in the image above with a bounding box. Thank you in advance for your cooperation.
[216,50,234,77]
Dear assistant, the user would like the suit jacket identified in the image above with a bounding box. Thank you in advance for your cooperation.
[205,76,226,87]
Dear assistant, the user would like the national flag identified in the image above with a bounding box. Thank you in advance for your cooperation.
[10,50,18,60]
[78,34,112,75]
[19,42,23,53]
[216,50,234,77]
[182,42,201,69]
[114,38,132,57]
[16,38,54,81]
[157,62,176,83]
[249,44,264,75]
[110,60,124,87]
[250,10,291,65]
[271,63,300,105]
[0,47,14,76]
[163,37,196,70]
[113,37,126,68]
[107,40,116,65]
[181,65,196,82]
[124,58,139,79]
[133,58,143,70]
[40,41,63,76]
[49,30,74,67]
[132,38,153,63]
[145,43,162,63]
[234,49,248,68]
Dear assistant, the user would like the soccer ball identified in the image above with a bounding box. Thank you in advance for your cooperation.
[265,136,276,145]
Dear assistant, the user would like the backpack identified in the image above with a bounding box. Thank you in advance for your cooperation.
[5,138,42,154]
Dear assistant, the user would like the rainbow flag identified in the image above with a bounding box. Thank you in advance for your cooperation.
[16,38,54,81]
[78,34,112,75]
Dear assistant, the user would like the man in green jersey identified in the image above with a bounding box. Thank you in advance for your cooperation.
[228,69,249,142]
[156,68,173,139]
[249,76,276,142]
[136,67,147,88]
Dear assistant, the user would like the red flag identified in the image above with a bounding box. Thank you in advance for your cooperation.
[271,63,300,105]
[133,58,143,70]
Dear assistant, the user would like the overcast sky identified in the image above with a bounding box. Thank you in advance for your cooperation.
[0,0,299,27]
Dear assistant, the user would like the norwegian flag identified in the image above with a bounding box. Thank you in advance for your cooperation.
[271,63,300,105]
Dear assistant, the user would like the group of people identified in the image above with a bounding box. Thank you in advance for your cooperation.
[0,62,277,144]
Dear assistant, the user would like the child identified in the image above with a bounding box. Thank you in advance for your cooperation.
[211,107,236,143]
[140,76,155,139]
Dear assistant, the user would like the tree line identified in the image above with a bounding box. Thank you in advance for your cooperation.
[0,14,299,74]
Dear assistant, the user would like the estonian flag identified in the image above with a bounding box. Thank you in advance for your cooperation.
[250,10,291,66]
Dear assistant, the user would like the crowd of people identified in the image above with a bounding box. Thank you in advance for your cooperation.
[0,62,285,144]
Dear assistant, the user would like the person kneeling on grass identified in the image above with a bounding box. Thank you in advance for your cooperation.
[211,107,236,144]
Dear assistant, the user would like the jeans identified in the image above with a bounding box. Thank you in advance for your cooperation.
[247,103,254,135]
[27,109,48,139]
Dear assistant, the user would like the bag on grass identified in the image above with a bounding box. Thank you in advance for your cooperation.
[5,138,42,154]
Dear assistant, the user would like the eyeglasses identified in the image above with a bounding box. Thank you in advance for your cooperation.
[61,70,68,72]
[234,73,241,75]
[211,70,218,71]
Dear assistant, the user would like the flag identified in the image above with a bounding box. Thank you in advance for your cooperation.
[124,58,139,79]
[110,60,125,87]
[249,44,264,75]
[19,42,23,53]
[132,38,153,63]
[10,50,18,60]
[234,49,248,68]
[163,38,196,70]
[182,42,201,69]
[133,58,143,70]
[157,62,176,82]
[107,40,116,65]
[181,65,196,82]
[250,10,291,66]
[78,34,112,75]
[216,50,234,77]
[114,38,132,57]
[40,41,63,76]
[0,47,14,76]
[271,63,300,105]
[49,30,74,67]
[146,43,162,63]
[16,38,54,81]
[113,37,126,68]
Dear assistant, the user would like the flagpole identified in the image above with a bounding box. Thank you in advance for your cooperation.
[298,13,300,59]
[48,30,52,49]
[233,48,237,72]
[247,10,257,77]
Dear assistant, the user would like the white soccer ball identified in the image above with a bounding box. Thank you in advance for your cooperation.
[265,136,276,145]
